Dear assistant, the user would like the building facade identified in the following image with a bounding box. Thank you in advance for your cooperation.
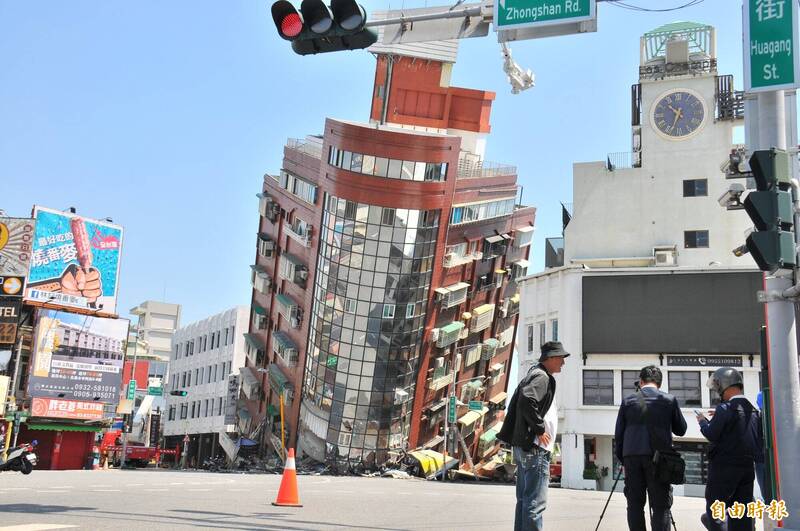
[163,306,248,465]
[243,42,535,471]
[519,23,762,497]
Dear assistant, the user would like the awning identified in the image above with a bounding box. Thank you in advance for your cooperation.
[495,269,507,275]
[515,225,534,233]
[240,366,260,387]
[489,391,508,405]
[472,303,495,316]
[490,362,505,372]
[275,293,296,308]
[480,428,498,444]
[422,435,445,449]
[440,321,465,334]
[426,399,447,413]
[485,234,504,243]
[250,263,268,275]
[446,282,470,292]
[514,259,530,268]
[243,333,263,352]
[458,407,488,426]
[434,287,449,296]
[268,364,290,392]
[272,331,296,350]
[253,304,267,315]
[27,423,103,432]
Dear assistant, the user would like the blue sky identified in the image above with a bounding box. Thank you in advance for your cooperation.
[0,1,749,324]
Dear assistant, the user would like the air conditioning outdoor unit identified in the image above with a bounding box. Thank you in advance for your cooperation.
[499,307,508,318]
[290,317,300,328]
[394,388,409,405]
[434,357,444,369]
[653,246,677,266]
[430,328,440,342]
[297,270,309,280]
[444,253,455,267]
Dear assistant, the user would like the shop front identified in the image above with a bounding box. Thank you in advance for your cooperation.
[17,422,100,470]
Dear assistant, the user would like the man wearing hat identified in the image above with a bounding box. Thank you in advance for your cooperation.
[697,367,762,531]
[498,341,570,531]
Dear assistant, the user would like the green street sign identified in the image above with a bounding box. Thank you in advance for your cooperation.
[495,0,595,31]
[447,395,457,424]
[744,0,800,92]
[126,380,136,400]
[147,387,163,396]
[468,400,483,411]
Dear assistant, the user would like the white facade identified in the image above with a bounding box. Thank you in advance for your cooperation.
[129,301,182,361]
[518,25,763,498]
[163,306,249,437]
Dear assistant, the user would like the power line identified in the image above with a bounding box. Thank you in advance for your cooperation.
[601,0,705,12]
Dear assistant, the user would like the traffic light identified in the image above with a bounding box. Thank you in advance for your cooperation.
[170,390,188,397]
[271,0,377,55]
[743,149,796,272]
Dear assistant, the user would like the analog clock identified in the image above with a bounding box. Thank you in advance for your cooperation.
[651,89,706,140]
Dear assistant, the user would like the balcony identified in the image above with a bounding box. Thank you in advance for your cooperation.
[272,330,299,368]
[457,158,517,180]
[275,293,302,328]
[506,293,520,317]
[286,138,323,159]
[483,234,510,259]
[606,151,642,170]
[250,264,271,295]
[279,253,309,289]
[428,372,453,391]
[285,224,313,247]
[443,251,482,268]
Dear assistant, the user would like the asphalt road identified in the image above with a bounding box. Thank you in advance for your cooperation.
[0,469,711,530]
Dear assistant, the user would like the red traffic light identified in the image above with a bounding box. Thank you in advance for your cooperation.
[272,0,305,40]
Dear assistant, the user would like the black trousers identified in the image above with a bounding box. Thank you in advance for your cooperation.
[623,455,672,531]
[703,462,754,531]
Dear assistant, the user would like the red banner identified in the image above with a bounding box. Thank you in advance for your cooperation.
[31,397,105,421]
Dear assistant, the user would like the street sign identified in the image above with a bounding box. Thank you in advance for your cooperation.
[447,395,457,423]
[495,0,595,32]
[147,386,162,396]
[744,0,800,92]
[468,400,483,411]
[126,380,136,400]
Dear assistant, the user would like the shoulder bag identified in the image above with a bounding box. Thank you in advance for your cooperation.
[637,392,685,485]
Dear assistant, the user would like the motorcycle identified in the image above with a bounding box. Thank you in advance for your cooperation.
[0,440,39,474]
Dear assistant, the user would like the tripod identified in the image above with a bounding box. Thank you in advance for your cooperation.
[594,465,678,531]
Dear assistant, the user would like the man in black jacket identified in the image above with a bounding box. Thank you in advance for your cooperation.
[498,341,569,531]
[698,367,761,531]
[615,365,687,531]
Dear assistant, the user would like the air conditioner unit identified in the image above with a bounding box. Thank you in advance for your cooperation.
[430,328,440,342]
[434,357,444,369]
[290,317,300,328]
[653,246,677,266]
[264,240,275,250]
[394,388,409,404]
[444,253,456,267]
[499,307,508,318]
[297,270,309,280]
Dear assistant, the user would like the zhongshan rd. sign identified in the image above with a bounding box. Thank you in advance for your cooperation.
[744,0,800,92]
[495,0,595,31]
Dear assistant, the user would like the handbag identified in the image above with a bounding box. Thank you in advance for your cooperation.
[637,392,686,485]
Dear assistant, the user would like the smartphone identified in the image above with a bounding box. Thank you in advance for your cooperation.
[693,409,706,417]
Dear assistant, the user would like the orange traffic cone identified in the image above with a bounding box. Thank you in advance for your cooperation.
[272,448,302,507]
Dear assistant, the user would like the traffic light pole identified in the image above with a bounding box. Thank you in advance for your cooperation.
[752,89,800,529]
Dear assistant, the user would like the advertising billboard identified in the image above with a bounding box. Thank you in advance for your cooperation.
[28,309,128,405]
[31,397,105,421]
[25,206,123,314]
[0,297,22,345]
[0,217,35,277]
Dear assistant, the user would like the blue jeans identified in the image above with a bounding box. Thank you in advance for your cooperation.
[514,445,551,531]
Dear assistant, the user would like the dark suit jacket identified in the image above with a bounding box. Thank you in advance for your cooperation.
[699,397,762,466]
[497,364,555,451]
[614,386,687,461]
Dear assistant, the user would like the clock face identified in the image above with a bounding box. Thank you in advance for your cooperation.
[651,90,706,139]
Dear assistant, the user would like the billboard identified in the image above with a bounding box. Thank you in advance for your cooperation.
[31,397,105,421]
[0,217,35,277]
[0,297,22,345]
[224,374,240,425]
[25,206,123,314]
[28,309,128,405]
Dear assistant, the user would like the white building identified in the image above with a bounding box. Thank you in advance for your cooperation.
[130,301,182,361]
[518,23,763,497]
[163,306,249,465]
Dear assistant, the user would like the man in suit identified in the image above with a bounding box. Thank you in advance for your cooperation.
[698,367,761,531]
[615,365,687,531]
[498,341,570,531]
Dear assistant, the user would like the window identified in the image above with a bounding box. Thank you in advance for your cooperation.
[382,304,395,319]
[538,322,546,349]
[406,304,414,318]
[186,371,192,387]
[218,397,223,416]
[683,179,708,197]
[684,230,709,248]
[551,319,559,341]
[527,325,535,352]
[344,298,356,313]
[621,370,640,400]
[181,372,186,388]
[168,405,176,421]
[381,208,395,226]
[180,403,188,419]
[213,364,218,382]
[447,242,467,258]
[207,366,213,384]
[191,402,196,418]
[199,367,204,384]
[668,371,701,407]
[583,370,614,405]
[203,399,209,417]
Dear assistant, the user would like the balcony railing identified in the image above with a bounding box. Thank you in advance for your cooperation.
[428,373,453,391]
[443,251,482,268]
[606,151,642,171]
[285,225,312,247]
[457,159,517,180]
[286,138,323,159]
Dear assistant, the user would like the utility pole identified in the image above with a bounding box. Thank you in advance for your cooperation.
[120,323,142,469]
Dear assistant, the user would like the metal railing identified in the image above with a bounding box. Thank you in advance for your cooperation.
[457,158,517,179]
[286,138,323,159]
[606,151,642,171]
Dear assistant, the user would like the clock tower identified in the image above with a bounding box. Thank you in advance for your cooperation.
[564,22,751,268]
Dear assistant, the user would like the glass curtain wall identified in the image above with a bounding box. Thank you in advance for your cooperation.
[303,193,439,469]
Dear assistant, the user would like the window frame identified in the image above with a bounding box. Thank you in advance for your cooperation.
[582,369,614,406]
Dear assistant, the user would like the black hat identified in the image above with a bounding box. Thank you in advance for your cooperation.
[539,341,571,360]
